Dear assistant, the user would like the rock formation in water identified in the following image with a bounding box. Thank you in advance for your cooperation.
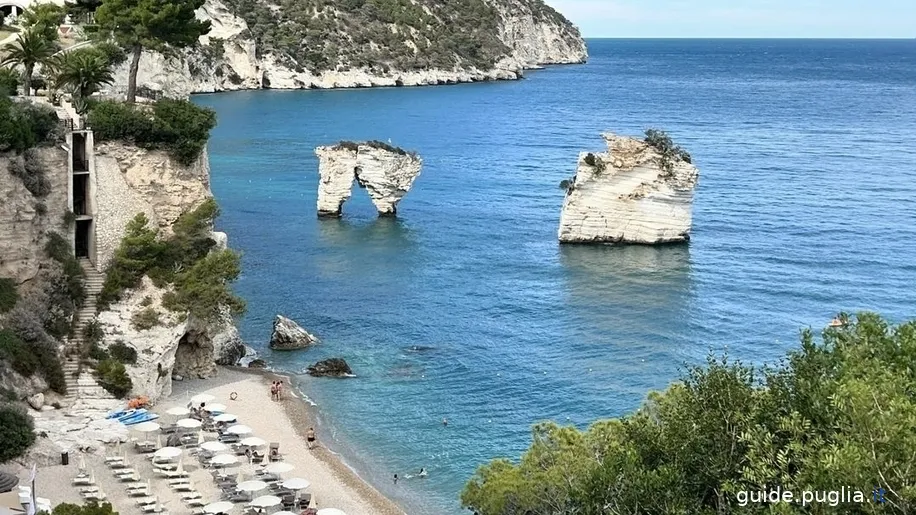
[107,0,587,97]
[316,141,422,217]
[269,315,320,350]
[558,133,700,245]
[307,358,354,378]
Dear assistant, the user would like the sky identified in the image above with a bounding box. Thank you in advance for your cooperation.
[545,0,916,38]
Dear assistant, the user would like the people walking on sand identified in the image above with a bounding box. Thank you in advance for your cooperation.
[276,381,283,400]
[270,382,278,401]
[306,427,316,449]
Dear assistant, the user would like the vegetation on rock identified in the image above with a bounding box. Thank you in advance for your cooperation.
[88,98,216,165]
[7,149,52,197]
[0,329,64,393]
[131,307,160,331]
[463,313,916,514]
[44,232,86,309]
[0,278,17,313]
[644,128,692,175]
[0,67,18,96]
[0,96,60,153]
[94,357,132,398]
[0,403,35,463]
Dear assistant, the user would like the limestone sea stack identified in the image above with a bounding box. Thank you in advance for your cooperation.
[558,132,699,245]
[269,315,320,350]
[316,141,422,217]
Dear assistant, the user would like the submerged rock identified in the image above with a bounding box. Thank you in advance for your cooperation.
[558,133,699,245]
[316,141,422,217]
[269,315,320,350]
[307,358,354,378]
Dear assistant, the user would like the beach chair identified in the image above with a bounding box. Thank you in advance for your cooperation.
[71,475,95,486]
[142,503,164,513]
[119,474,142,483]
[171,483,194,492]
[128,488,151,497]
[268,443,282,462]
[82,491,106,501]
[135,496,157,507]
[180,491,202,501]
[298,494,313,509]
[78,487,99,494]
[186,498,205,508]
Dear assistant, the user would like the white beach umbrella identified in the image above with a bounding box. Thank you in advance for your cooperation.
[133,422,161,433]
[153,447,182,459]
[264,462,294,475]
[177,418,203,429]
[280,478,310,491]
[236,480,268,493]
[273,511,297,515]
[166,406,191,416]
[77,454,87,472]
[240,437,266,447]
[226,425,252,435]
[249,496,281,508]
[214,413,237,423]
[203,502,234,514]
[210,454,238,466]
[204,403,227,413]
[200,441,228,452]
[190,394,215,405]
[316,509,347,515]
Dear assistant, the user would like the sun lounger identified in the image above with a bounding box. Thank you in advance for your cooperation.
[223,493,249,503]
[104,455,125,463]
[168,480,192,489]
[78,487,99,494]
[82,492,106,501]
[141,503,164,513]
[185,498,205,507]
[71,477,94,486]
[171,483,194,492]
[128,489,151,497]
[181,492,202,501]
[135,497,157,507]
[191,509,205,515]
[119,474,141,483]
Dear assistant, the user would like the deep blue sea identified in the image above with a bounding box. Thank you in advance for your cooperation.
[195,39,916,514]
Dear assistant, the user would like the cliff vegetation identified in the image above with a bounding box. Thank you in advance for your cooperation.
[463,313,916,514]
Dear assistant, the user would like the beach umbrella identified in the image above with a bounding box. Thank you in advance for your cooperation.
[153,447,182,459]
[190,394,215,405]
[240,437,266,447]
[204,403,227,413]
[133,422,161,433]
[273,511,297,515]
[211,454,238,466]
[249,495,281,508]
[177,418,203,429]
[264,462,294,475]
[203,502,234,514]
[166,406,190,416]
[236,480,268,493]
[78,454,87,472]
[281,478,310,491]
[200,441,228,452]
[214,413,237,423]
[316,510,347,515]
[226,425,252,435]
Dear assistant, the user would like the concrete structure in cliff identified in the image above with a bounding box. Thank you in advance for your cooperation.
[316,142,422,217]
[558,133,700,245]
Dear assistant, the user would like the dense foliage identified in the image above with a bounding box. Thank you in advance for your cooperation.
[94,358,132,398]
[0,27,57,94]
[463,313,916,514]
[131,307,160,331]
[44,232,86,309]
[98,200,245,322]
[644,128,692,175]
[0,278,17,313]
[0,97,60,153]
[53,502,119,515]
[0,329,63,393]
[51,47,114,111]
[87,99,216,165]
[0,403,36,463]
[220,0,570,73]
[0,67,18,96]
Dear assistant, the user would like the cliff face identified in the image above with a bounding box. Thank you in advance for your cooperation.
[558,134,699,245]
[316,143,422,217]
[109,0,586,97]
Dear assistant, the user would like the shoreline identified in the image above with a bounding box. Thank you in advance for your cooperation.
[169,366,406,515]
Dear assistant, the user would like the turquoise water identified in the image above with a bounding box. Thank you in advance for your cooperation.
[196,39,916,514]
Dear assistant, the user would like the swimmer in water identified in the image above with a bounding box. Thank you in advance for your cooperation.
[418,468,427,478]
[393,474,399,484]
[442,418,448,426]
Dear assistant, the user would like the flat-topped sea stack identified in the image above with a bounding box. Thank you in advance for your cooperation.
[316,141,422,217]
[558,131,699,245]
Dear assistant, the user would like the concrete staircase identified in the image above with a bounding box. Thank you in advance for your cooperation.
[63,259,115,404]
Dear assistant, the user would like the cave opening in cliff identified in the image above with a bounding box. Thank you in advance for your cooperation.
[75,220,91,258]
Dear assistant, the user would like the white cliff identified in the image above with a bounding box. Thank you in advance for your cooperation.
[316,142,422,217]
[107,0,586,98]
[558,133,700,245]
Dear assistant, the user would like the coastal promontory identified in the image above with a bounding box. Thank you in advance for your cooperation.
[316,141,422,217]
[558,131,700,245]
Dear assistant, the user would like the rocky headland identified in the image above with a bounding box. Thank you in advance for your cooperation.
[316,141,422,217]
[109,0,587,97]
[558,132,700,245]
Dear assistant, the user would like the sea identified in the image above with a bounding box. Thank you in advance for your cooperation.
[194,39,916,514]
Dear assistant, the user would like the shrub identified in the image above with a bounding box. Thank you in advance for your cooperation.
[0,97,60,153]
[644,128,692,174]
[82,320,103,348]
[33,201,47,215]
[7,150,52,197]
[0,278,17,313]
[0,403,36,463]
[44,232,85,308]
[87,341,109,361]
[108,341,137,364]
[131,307,160,331]
[97,214,162,309]
[162,249,245,322]
[88,99,216,165]
[94,359,132,398]
[53,502,118,515]
[0,67,18,96]
[0,329,64,394]
[139,296,153,307]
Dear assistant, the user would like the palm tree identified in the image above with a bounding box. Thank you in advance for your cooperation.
[51,48,114,108]
[0,28,57,95]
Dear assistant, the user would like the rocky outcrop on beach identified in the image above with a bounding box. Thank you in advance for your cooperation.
[558,133,700,245]
[316,142,422,217]
[307,358,354,378]
[269,315,319,350]
[107,0,586,98]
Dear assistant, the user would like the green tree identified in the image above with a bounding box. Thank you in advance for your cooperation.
[0,66,19,96]
[19,4,66,42]
[463,313,916,514]
[0,403,36,463]
[94,0,210,103]
[53,502,118,515]
[51,47,114,112]
[0,28,57,95]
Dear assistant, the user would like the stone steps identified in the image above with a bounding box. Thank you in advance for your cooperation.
[61,259,111,402]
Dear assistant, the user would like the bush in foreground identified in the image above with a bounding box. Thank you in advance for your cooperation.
[53,502,118,515]
[94,358,132,398]
[0,403,36,463]
[462,313,916,514]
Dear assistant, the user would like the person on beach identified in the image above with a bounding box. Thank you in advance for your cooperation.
[306,427,316,449]
[270,382,278,401]
[276,381,283,400]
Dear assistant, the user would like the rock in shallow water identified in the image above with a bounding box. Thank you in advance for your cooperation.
[269,315,320,350]
[307,358,354,378]
[247,359,268,369]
